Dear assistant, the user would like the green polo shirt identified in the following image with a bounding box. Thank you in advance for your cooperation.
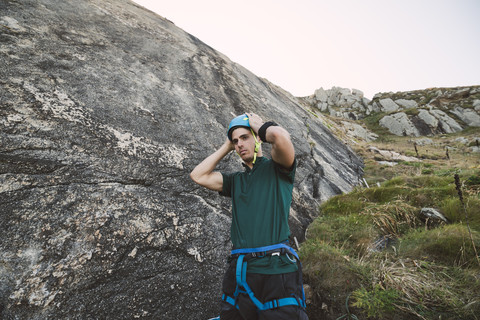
[221,157,298,274]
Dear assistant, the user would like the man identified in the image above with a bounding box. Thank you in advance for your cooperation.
[190,113,308,320]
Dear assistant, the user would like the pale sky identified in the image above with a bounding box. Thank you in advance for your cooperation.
[133,0,480,99]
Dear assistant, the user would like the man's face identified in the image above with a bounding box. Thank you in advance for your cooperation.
[231,127,255,163]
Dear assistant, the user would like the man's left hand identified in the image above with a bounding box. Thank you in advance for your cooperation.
[246,113,263,134]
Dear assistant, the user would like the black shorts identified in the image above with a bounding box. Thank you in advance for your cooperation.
[220,259,309,320]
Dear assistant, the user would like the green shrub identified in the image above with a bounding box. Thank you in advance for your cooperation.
[352,285,400,318]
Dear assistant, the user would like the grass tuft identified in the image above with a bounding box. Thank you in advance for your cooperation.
[398,225,480,268]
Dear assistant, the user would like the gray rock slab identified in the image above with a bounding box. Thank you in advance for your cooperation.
[379,112,421,136]
[341,121,378,142]
[451,107,480,127]
[429,109,463,133]
[395,99,418,109]
[379,98,401,113]
[0,0,363,319]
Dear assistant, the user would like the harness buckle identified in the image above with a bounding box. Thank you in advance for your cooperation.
[272,299,280,309]
[271,252,280,256]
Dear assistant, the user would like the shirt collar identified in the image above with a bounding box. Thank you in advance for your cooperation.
[242,156,265,172]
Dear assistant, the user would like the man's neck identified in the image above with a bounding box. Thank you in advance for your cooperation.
[243,156,264,169]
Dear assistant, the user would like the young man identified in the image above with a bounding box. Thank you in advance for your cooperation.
[190,113,308,320]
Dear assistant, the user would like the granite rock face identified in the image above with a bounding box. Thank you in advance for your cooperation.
[0,0,363,319]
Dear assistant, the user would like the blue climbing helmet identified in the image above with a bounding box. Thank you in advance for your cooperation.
[227,114,250,141]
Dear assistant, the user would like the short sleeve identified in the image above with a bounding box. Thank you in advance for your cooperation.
[273,158,297,184]
[219,172,233,197]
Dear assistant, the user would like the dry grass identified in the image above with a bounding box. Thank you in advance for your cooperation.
[370,258,480,319]
[362,201,422,237]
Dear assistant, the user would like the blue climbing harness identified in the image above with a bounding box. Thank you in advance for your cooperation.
[221,242,307,312]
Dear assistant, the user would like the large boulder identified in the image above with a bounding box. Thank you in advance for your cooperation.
[429,108,463,133]
[378,98,400,113]
[379,112,421,136]
[451,107,480,127]
[0,0,363,319]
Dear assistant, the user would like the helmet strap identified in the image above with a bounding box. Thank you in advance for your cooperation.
[250,129,262,164]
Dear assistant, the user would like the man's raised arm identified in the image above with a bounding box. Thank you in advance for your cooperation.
[246,113,295,170]
[190,138,234,192]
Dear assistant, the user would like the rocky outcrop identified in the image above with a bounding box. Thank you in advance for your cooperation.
[0,0,363,319]
[305,87,370,120]
[378,112,421,136]
[305,86,480,137]
[373,87,480,136]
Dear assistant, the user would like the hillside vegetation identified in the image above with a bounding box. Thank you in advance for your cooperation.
[301,104,480,319]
